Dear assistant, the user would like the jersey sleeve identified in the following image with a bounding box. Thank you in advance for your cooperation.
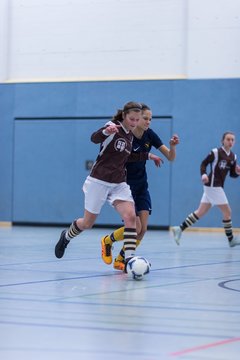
[200,150,215,175]
[90,121,114,144]
[91,127,108,144]
[149,129,164,149]
[230,154,239,178]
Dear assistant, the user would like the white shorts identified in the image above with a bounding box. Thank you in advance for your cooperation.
[200,186,229,206]
[82,176,134,214]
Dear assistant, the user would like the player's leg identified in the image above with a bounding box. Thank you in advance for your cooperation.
[113,213,148,271]
[114,187,150,269]
[101,225,124,266]
[137,210,149,241]
[114,199,137,259]
[102,211,141,246]
[172,202,211,245]
[101,226,124,251]
[55,177,105,259]
[101,182,136,265]
[105,199,137,271]
[101,186,142,251]
[207,186,239,247]
[55,210,98,258]
[219,204,240,247]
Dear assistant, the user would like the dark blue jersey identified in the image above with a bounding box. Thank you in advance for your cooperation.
[126,128,163,185]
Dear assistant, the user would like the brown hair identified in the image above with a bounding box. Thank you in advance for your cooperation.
[141,103,151,111]
[221,131,235,144]
[112,101,142,123]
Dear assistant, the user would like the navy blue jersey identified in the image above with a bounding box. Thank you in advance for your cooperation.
[126,128,163,185]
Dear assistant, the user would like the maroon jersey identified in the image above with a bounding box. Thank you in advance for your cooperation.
[200,147,238,188]
[90,121,148,183]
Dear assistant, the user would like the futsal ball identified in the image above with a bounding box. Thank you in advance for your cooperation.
[126,256,151,281]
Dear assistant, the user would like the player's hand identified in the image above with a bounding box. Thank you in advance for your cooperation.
[169,134,180,146]
[149,153,164,167]
[235,164,240,175]
[105,124,121,135]
[201,174,209,184]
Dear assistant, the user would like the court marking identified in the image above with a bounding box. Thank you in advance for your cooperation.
[218,279,240,293]
[170,337,240,357]
[0,319,234,340]
[1,259,240,288]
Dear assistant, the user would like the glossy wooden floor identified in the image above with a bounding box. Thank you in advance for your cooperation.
[0,225,240,360]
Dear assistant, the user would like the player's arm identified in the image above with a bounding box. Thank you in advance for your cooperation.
[200,151,214,184]
[91,124,120,144]
[91,127,107,143]
[230,157,239,178]
[128,152,148,162]
[158,134,179,161]
[200,152,214,176]
[128,152,163,167]
[235,164,240,176]
[149,153,164,167]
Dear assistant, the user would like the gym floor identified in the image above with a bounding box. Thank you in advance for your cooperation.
[0,225,240,360]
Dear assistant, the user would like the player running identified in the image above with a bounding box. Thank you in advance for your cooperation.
[54,101,160,270]
[101,103,179,270]
[172,131,240,247]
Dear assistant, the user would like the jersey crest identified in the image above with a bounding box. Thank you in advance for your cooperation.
[114,138,128,152]
[218,160,227,170]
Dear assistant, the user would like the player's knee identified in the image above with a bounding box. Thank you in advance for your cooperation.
[222,205,232,219]
[122,211,136,226]
[225,209,232,219]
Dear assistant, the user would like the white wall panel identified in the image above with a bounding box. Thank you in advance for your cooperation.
[187,0,240,78]
[5,0,187,82]
[0,0,10,82]
[1,0,240,82]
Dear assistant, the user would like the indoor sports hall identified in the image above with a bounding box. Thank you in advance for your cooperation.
[0,1,240,359]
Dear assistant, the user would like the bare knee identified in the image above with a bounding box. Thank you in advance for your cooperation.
[226,209,232,219]
[122,211,136,228]
[216,203,232,220]
[221,206,232,220]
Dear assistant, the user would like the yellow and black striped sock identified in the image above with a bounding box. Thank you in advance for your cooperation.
[110,226,124,242]
[104,226,124,245]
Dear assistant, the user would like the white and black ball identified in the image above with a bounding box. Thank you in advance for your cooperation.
[126,256,151,281]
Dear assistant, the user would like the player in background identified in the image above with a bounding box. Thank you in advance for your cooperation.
[101,103,180,270]
[54,101,160,269]
[172,131,240,247]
